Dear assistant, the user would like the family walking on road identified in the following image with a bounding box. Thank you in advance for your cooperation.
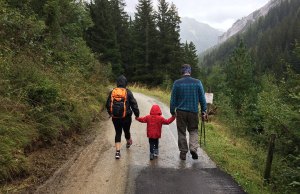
[106,64,207,160]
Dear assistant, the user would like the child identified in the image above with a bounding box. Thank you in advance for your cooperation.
[136,104,175,160]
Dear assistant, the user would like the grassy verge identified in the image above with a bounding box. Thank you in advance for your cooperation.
[203,122,272,194]
[129,84,171,105]
[130,85,273,194]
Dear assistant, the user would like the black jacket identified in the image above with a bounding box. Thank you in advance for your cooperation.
[106,75,140,118]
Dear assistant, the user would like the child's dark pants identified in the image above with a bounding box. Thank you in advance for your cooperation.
[149,138,159,154]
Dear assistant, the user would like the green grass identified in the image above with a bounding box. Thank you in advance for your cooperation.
[0,98,36,182]
[129,84,171,105]
[203,122,272,194]
[130,85,274,194]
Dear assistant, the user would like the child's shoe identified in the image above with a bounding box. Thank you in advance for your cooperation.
[126,138,132,148]
[154,149,159,157]
[115,151,121,159]
[150,153,154,160]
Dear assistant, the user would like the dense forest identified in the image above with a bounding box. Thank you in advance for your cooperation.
[199,0,299,193]
[85,0,199,86]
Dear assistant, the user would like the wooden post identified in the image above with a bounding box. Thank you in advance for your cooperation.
[264,134,276,184]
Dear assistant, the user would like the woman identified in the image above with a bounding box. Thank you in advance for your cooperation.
[106,75,140,159]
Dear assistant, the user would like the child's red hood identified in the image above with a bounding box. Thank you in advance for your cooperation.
[150,104,162,115]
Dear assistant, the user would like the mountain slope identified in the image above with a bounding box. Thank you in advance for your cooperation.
[201,0,300,74]
[180,17,223,53]
[219,0,285,43]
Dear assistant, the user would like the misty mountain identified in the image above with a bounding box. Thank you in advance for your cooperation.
[201,0,299,73]
[180,17,223,53]
[219,0,285,43]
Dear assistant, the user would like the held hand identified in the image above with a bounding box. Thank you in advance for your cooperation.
[135,116,139,120]
[201,112,208,121]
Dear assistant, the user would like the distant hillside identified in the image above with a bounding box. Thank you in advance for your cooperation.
[201,0,300,74]
[180,17,223,53]
[218,0,284,43]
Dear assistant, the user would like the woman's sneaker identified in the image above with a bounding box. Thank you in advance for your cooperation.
[115,151,121,159]
[126,139,132,148]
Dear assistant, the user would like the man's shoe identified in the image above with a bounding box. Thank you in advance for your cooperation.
[150,153,154,160]
[126,138,132,148]
[190,151,198,160]
[180,152,186,160]
[115,151,121,159]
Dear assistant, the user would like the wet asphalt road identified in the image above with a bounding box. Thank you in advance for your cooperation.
[135,167,245,194]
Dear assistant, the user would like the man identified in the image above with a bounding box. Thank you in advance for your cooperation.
[170,64,207,160]
[106,75,140,159]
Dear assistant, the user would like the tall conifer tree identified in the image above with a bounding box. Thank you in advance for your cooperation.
[156,1,182,81]
[131,0,159,84]
[225,41,255,113]
[86,0,122,76]
[110,0,131,74]
[182,41,199,76]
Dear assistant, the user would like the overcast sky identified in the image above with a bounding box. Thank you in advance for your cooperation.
[124,0,270,31]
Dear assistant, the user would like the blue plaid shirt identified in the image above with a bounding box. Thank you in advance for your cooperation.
[170,76,207,114]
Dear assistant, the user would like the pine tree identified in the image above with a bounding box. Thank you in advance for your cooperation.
[85,0,122,76]
[131,0,159,84]
[157,0,170,66]
[125,17,136,80]
[156,1,182,82]
[182,41,199,76]
[168,3,182,69]
[225,40,255,114]
[156,0,170,84]
[110,0,131,75]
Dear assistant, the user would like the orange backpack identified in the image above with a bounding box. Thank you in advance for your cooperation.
[110,88,127,118]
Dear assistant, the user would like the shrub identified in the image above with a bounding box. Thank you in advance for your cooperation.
[27,85,58,107]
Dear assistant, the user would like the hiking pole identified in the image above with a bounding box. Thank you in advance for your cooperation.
[203,119,206,146]
[200,115,206,146]
[200,120,203,146]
